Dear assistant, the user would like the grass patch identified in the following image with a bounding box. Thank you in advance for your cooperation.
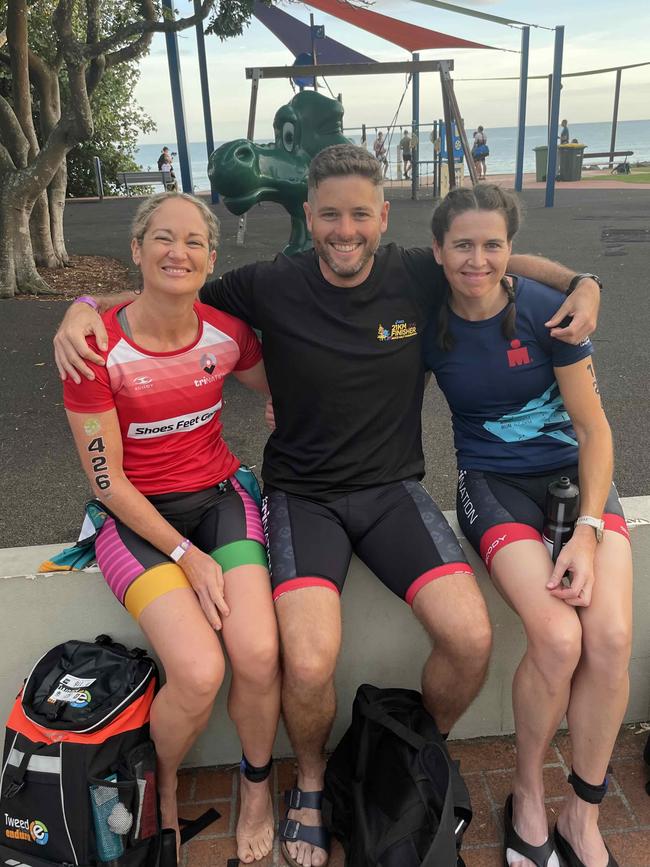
[583,170,650,183]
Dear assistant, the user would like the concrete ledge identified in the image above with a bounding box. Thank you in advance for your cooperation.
[2,498,648,767]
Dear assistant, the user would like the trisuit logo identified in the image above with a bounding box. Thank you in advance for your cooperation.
[507,339,531,368]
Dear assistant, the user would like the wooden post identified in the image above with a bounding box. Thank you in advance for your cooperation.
[609,68,622,168]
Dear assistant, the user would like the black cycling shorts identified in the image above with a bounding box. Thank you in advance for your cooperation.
[262,479,472,606]
[456,466,629,572]
[95,478,266,619]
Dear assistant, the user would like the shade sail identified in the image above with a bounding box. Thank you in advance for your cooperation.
[304,0,492,52]
[253,0,376,64]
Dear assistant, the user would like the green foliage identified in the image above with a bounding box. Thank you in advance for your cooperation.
[65,64,155,196]
[206,0,269,39]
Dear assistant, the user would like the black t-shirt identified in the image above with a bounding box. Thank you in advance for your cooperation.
[200,244,445,500]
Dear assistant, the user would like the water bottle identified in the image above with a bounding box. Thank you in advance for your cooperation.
[542,476,579,562]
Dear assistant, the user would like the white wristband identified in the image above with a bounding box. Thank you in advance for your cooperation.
[170,538,192,562]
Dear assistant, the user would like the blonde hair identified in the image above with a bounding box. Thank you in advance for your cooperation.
[131,192,220,251]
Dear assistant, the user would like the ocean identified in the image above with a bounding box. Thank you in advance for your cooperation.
[135,118,650,192]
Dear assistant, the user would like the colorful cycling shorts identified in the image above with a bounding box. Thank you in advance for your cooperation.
[262,479,472,606]
[95,477,267,619]
[456,466,629,572]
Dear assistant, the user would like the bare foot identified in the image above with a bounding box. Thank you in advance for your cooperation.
[556,800,610,867]
[237,774,274,863]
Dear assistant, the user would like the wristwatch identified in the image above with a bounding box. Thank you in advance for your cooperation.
[575,515,605,542]
[170,538,192,562]
[567,273,603,295]
[73,295,99,311]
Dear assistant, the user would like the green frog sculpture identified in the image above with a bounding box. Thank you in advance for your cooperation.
[208,91,352,255]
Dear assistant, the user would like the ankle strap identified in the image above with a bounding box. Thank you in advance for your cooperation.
[568,767,608,804]
[240,754,273,783]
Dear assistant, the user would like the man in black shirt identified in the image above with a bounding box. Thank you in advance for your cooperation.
[54,151,600,867]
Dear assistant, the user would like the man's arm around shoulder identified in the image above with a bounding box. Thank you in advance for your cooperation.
[508,254,601,344]
[54,291,134,383]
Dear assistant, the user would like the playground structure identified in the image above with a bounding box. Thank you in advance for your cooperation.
[160,1,649,210]
[208,91,351,255]
[209,58,476,253]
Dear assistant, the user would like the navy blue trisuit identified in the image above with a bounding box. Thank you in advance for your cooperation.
[423,276,629,572]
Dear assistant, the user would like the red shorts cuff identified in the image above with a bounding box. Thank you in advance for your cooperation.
[480,523,542,572]
[272,576,340,601]
[405,562,474,607]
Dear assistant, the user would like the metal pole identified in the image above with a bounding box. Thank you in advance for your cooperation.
[193,0,217,202]
[609,68,622,168]
[545,26,564,208]
[411,52,420,199]
[433,120,439,198]
[514,26,530,192]
[93,156,103,200]
[162,0,193,192]
[310,14,318,91]
[237,69,261,246]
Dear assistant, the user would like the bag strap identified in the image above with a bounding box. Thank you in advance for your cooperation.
[357,694,428,752]
[2,742,43,798]
[421,745,460,866]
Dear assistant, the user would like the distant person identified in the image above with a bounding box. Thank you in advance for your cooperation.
[157,145,171,171]
[472,126,488,180]
[399,130,413,179]
[373,131,388,177]
[559,119,570,144]
[158,146,177,191]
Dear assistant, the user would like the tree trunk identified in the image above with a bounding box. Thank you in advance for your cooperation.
[13,196,55,294]
[0,187,18,298]
[30,190,59,267]
[0,181,55,297]
[48,162,69,265]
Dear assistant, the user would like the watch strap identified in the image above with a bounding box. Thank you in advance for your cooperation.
[170,538,192,562]
[74,295,99,311]
[575,515,604,540]
[567,273,602,296]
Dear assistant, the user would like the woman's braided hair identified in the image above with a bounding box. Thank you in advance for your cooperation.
[430,184,522,351]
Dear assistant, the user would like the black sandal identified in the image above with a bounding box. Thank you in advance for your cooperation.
[503,794,558,867]
[553,768,619,867]
[279,787,331,867]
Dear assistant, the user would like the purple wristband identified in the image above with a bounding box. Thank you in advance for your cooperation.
[74,295,99,311]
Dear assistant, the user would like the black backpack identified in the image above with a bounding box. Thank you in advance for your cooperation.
[0,636,218,867]
[323,684,472,867]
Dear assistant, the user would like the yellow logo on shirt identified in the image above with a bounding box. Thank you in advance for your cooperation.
[377,320,418,341]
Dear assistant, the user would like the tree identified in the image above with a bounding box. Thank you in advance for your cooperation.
[66,65,155,198]
[0,0,260,298]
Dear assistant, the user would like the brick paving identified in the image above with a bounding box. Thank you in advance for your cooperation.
[178,723,650,867]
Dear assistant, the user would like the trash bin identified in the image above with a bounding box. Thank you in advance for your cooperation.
[558,143,586,181]
[534,146,548,182]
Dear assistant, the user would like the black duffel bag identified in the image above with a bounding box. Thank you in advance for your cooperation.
[323,684,472,867]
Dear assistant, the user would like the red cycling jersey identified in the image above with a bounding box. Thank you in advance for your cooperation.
[64,301,262,494]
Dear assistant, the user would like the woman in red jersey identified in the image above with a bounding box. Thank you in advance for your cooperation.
[63,193,278,864]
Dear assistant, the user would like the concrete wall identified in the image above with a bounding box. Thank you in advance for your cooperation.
[1,498,648,767]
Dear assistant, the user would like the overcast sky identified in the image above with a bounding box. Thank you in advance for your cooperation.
[134,0,650,143]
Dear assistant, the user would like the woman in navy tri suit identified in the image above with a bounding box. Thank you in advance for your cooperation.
[424,184,632,867]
